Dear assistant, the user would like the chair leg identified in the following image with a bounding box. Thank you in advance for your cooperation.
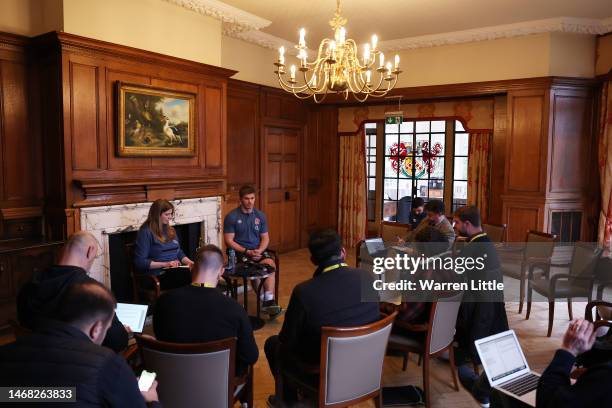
[518,274,525,314]
[567,298,573,320]
[547,301,555,337]
[402,352,408,371]
[448,346,459,391]
[373,391,383,408]
[423,355,431,408]
[526,283,533,320]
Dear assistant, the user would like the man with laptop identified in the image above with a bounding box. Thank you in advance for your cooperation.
[463,318,612,408]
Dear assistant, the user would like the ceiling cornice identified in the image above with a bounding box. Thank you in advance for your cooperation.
[379,17,612,51]
[162,0,270,34]
[162,0,612,52]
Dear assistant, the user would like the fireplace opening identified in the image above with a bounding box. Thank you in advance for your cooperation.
[108,222,202,302]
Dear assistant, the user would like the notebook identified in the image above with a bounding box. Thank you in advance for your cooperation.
[115,303,149,333]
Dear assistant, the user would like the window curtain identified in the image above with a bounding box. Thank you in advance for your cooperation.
[338,133,367,247]
[598,79,612,246]
[467,132,492,222]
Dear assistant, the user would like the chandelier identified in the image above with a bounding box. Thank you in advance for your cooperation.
[274,0,401,103]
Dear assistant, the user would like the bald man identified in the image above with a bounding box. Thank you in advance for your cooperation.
[17,231,129,352]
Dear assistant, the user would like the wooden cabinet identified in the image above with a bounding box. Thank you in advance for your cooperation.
[0,241,63,331]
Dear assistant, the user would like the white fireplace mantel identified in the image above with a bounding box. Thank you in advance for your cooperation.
[79,197,222,285]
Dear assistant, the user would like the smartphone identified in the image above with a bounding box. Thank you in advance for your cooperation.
[138,370,156,392]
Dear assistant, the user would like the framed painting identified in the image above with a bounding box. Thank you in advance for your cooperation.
[116,82,196,157]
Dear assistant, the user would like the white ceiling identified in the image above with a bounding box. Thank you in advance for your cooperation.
[219,0,612,45]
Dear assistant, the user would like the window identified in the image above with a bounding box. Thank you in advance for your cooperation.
[365,123,377,222]
[383,120,446,221]
[381,119,469,221]
[452,120,469,213]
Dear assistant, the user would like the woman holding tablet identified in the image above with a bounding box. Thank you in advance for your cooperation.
[134,199,193,290]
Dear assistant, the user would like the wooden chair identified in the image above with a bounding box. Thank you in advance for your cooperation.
[526,242,603,337]
[279,312,397,408]
[386,291,463,408]
[125,242,161,304]
[585,300,612,323]
[499,230,557,314]
[135,335,252,408]
[482,223,507,242]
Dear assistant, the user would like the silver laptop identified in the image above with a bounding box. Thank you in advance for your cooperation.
[475,329,540,407]
[365,238,386,255]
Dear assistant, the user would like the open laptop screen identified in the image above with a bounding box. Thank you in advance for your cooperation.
[365,238,386,255]
[478,332,527,382]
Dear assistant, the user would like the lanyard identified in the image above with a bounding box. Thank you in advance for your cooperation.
[469,233,487,243]
[191,282,215,288]
[322,263,348,273]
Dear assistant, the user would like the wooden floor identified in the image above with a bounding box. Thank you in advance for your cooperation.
[0,248,585,407]
[249,248,585,408]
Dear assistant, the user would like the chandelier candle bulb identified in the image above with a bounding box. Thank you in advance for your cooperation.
[290,65,296,81]
[379,52,385,68]
[279,46,285,65]
[371,34,378,50]
[394,55,400,69]
[299,28,306,48]
[366,70,371,84]
[385,61,392,74]
[363,43,370,64]
[338,27,346,44]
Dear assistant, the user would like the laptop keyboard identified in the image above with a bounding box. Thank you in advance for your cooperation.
[499,373,539,396]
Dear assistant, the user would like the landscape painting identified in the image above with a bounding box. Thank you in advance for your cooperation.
[117,82,196,157]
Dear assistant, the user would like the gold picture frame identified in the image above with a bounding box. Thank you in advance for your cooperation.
[116,82,196,157]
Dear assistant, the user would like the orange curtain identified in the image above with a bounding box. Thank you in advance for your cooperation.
[598,79,612,246]
[467,132,491,222]
[338,133,367,247]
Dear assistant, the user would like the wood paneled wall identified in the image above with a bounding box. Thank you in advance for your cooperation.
[226,80,339,248]
[501,79,597,241]
[31,32,236,238]
[0,33,44,240]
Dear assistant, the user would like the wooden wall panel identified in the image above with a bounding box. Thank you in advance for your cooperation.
[506,91,546,194]
[548,91,592,194]
[226,82,259,194]
[504,205,541,242]
[489,95,506,224]
[70,62,100,170]
[205,86,223,169]
[0,33,44,240]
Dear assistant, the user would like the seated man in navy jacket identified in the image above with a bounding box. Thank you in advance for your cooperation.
[537,318,612,408]
[153,244,258,376]
[264,229,380,405]
[1,281,160,407]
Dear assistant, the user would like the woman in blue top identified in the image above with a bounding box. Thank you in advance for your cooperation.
[134,199,194,290]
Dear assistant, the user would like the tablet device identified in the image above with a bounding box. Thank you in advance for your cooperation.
[115,303,148,333]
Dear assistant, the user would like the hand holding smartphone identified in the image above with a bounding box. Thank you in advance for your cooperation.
[138,370,156,392]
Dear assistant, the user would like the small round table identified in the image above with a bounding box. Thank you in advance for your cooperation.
[223,262,274,330]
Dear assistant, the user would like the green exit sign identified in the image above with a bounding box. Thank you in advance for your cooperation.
[385,111,403,124]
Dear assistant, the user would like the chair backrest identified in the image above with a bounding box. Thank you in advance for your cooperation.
[569,242,603,288]
[8,320,32,339]
[427,291,464,355]
[380,221,410,242]
[396,197,413,224]
[135,335,236,408]
[524,230,557,261]
[483,223,507,242]
[319,312,397,407]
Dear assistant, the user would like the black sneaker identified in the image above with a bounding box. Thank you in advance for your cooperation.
[262,300,282,318]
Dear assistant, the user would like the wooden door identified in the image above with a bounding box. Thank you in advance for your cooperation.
[262,126,301,252]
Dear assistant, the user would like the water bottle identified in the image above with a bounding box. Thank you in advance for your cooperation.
[228,248,236,270]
